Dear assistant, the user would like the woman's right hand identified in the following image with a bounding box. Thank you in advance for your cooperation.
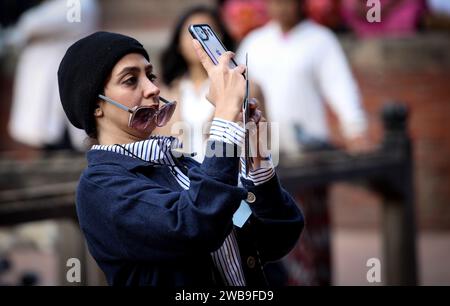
[192,39,246,122]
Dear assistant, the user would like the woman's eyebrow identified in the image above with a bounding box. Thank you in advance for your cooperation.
[145,64,153,72]
[117,64,153,78]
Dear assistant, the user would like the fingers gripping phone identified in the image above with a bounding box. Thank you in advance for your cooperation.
[189,24,252,175]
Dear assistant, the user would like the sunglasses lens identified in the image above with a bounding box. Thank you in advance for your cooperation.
[130,107,156,130]
[156,102,176,127]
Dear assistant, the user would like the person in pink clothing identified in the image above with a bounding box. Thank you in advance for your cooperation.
[341,0,427,38]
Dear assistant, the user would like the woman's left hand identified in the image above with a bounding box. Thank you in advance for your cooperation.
[238,98,271,170]
[237,98,262,125]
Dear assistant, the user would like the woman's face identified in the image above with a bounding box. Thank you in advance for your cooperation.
[179,12,221,66]
[98,53,160,140]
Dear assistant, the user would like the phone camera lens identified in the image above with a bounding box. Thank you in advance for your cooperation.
[196,27,208,40]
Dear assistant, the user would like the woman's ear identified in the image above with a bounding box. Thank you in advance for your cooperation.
[94,105,103,118]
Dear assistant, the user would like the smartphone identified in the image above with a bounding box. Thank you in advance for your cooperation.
[190,24,252,174]
[189,24,238,69]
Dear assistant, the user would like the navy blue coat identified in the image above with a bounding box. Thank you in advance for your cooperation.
[76,141,304,286]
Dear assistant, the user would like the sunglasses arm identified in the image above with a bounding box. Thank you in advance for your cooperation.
[98,94,133,114]
[159,96,172,105]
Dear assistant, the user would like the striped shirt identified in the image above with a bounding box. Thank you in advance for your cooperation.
[91,118,275,286]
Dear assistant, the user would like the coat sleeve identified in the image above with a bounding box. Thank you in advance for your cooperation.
[239,174,305,264]
[77,141,248,263]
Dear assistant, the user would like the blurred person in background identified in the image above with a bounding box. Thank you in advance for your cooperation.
[304,0,346,31]
[218,0,270,43]
[237,0,368,155]
[0,1,99,279]
[236,0,369,285]
[3,0,99,151]
[155,5,265,163]
[341,0,427,38]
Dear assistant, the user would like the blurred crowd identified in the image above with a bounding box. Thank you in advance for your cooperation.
[0,0,448,153]
[1,0,448,153]
[219,0,449,41]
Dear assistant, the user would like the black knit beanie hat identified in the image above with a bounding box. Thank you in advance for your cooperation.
[58,31,150,136]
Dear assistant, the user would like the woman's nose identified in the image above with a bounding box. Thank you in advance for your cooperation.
[143,77,160,100]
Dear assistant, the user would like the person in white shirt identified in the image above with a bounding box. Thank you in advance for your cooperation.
[4,0,99,150]
[237,0,369,156]
[236,0,370,285]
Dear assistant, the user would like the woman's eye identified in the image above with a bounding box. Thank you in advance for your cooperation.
[147,73,157,82]
[124,76,137,86]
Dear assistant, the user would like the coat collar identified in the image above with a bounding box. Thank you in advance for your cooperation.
[88,136,182,170]
[86,149,152,171]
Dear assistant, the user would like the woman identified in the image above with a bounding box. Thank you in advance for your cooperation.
[155,6,266,162]
[57,31,303,286]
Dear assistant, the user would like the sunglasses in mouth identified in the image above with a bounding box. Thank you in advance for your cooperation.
[98,94,177,130]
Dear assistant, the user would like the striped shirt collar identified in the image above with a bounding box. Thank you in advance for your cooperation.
[90,135,183,167]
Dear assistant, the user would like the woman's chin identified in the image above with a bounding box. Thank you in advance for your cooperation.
[128,126,154,140]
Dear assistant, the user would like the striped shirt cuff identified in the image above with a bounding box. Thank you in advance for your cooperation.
[240,156,275,186]
[209,118,245,148]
